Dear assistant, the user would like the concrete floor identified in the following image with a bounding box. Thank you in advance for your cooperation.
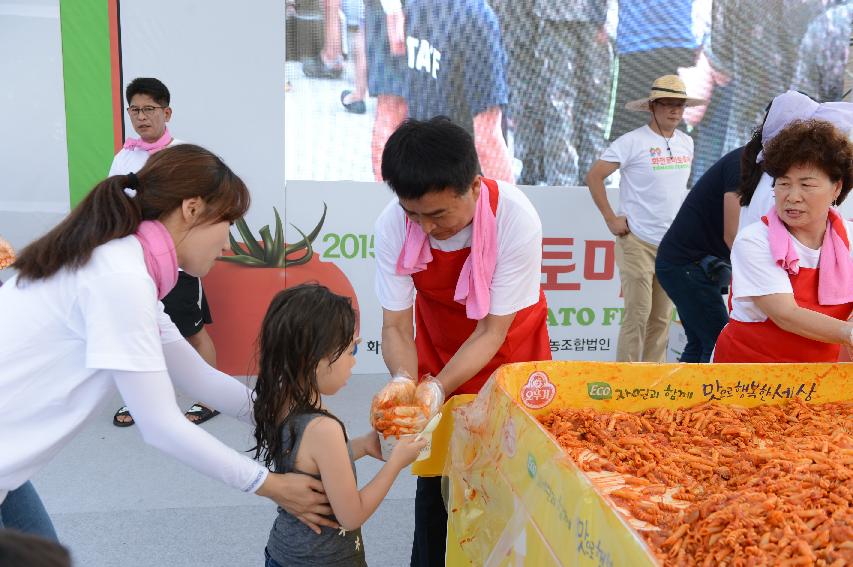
[33,373,416,567]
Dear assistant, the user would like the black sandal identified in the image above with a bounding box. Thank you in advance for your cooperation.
[185,404,220,425]
[113,406,135,427]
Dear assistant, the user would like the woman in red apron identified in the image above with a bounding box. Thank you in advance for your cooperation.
[714,120,853,362]
[374,118,551,566]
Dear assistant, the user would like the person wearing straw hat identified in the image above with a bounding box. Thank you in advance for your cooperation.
[586,75,705,362]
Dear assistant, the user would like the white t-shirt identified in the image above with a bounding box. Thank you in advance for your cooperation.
[730,219,853,322]
[108,138,184,176]
[375,181,543,316]
[0,235,264,493]
[601,125,693,246]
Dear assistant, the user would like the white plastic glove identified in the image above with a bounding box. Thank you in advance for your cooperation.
[415,375,445,419]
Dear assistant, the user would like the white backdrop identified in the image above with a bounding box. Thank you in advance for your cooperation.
[118,0,286,230]
[0,1,69,281]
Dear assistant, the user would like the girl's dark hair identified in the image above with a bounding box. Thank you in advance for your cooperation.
[762,119,853,205]
[252,284,357,470]
[737,124,766,206]
[14,144,250,283]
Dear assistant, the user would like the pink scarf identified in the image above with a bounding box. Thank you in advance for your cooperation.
[765,208,853,305]
[134,220,178,300]
[396,180,498,320]
[123,127,173,154]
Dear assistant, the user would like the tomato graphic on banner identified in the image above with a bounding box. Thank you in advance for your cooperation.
[204,205,358,375]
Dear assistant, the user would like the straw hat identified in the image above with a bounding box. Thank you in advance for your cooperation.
[625,75,707,112]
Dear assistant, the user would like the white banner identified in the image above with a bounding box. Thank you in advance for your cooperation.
[270,182,683,374]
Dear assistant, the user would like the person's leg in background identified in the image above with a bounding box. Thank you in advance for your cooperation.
[656,259,729,362]
[0,482,58,541]
[340,0,368,113]
[644,259,674,362]
[493,2,544,185]
[303,0,345,78]
[410,476,447,567]
[540,20,580,186]
[573,22,613,185]
[179,280,220,424]
[615,233,655,362]
[364,0,407,180]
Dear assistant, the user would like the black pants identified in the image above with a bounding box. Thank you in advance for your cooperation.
[410,476,447,567]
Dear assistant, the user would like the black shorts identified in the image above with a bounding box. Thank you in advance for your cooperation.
[161,271,212,338]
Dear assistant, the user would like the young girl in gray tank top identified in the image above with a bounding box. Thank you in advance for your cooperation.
[251,285,427,567]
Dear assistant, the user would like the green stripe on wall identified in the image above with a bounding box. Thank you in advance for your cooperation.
[60,1,114,207]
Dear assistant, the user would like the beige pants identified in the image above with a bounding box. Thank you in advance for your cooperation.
[615,232,672,362]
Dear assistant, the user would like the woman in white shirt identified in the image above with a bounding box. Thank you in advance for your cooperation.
[715,120,853,362]
[0,145,334,540]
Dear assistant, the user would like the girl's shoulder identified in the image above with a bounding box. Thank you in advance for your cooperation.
[290,412,349,476]
[301,413,347,443]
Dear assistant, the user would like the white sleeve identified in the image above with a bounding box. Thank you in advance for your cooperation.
[490,209,542,316]
[163,339,255,426]
[157,301,185,345]
[113,369,267,493]
[730,228,793,299]
[80,273,167,371]
[379,0,402,14]
[374,202,416,311]
[600,136,627,165]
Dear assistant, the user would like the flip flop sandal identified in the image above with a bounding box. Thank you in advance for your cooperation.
[340,90,366,114]
[185,404,220,425]
[113,406,135,427]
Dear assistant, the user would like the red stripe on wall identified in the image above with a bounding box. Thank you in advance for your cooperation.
[108,0,123,151]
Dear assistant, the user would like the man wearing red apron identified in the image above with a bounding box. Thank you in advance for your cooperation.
[374,117,551,565]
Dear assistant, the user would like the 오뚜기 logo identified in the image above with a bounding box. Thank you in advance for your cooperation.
[520,371,557,409]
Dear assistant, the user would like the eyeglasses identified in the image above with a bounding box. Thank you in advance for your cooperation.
[127,105,166,117]
[654,100,687,109]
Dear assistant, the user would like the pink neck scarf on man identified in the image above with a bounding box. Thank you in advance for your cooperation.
[134,220,179,300]
[764,207,853,305]
[396,180,498,320]
[123,127,173,155]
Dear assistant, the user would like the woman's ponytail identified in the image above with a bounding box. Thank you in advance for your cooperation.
[14,174,143,282]
[14,144,249,284]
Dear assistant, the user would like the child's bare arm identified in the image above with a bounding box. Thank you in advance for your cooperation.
[349,432,382,461]
[304,417,425,530]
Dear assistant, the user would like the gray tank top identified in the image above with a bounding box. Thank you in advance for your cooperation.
[265,412,368,567]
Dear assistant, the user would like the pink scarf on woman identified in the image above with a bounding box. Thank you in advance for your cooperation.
[396,180,498,320]
[134,220,178,300]
[123,128,173,154]
[765,207,853,305]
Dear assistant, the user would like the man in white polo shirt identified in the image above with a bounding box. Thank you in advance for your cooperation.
[586,75,704,362]
[109,78,218,427]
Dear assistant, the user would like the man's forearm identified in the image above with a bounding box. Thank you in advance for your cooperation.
[587,179,616,222]
[381,324,418,379]
[435,326,506,394]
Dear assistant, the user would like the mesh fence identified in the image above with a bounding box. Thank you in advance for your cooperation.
[284,0,853,183]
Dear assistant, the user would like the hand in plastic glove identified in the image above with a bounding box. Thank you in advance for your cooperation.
[0,236,15,270]
[415,376,445,419]
[370,373,416,430]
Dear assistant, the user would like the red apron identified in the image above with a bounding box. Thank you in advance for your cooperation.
[714,267,853,363]
[410,178,552,395]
